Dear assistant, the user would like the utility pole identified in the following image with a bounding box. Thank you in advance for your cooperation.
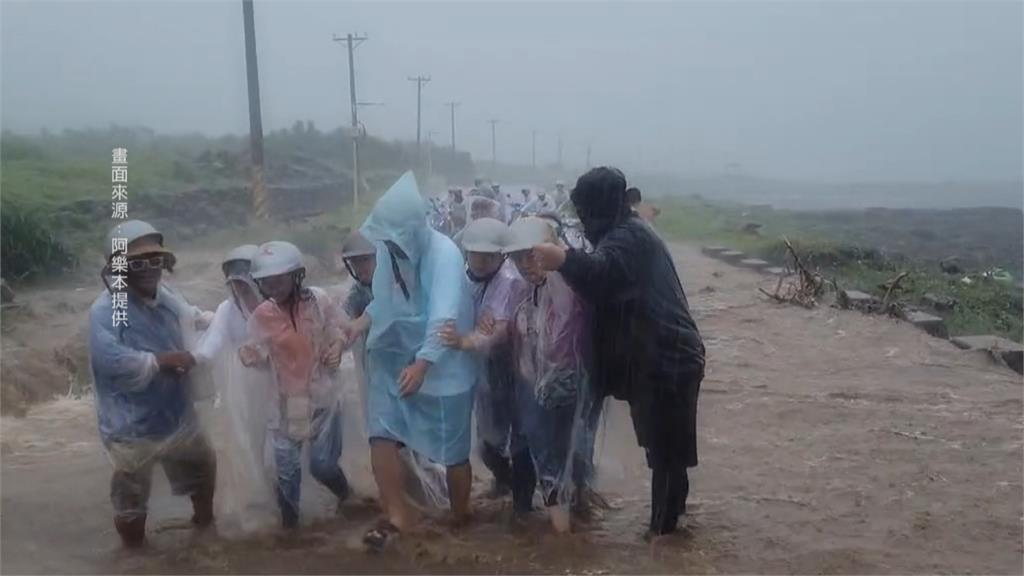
[333,32,367,213]
[586,143,592,169]
[445,101,459,162]
[408,75,430,161]
[488,119,498,172]
[531,129,538,170]
[426,130,436,182]
[557,133,563,168]
[241,0,266,220]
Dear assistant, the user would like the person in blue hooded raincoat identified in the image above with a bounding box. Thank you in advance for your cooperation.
[349,171,477,547]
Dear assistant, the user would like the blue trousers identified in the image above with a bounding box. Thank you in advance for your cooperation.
[271,403,349,528]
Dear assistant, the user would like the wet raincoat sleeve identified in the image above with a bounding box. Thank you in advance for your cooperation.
[194,300,233,365]
[416,239,466,364]
[559,224,650,301]
[88,294,159,392]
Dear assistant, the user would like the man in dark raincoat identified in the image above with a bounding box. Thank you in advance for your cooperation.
[532,166,704,535]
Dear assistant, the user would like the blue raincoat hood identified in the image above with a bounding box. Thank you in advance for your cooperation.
[361,171,431,264]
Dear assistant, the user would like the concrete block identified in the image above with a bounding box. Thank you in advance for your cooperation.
[904,310,949,339]
[841,290,877,308]
[922,292,957,311]
[739,258,771,271]
[951,335,1023,375]
[701,245,730,257]
[718,250,746,263]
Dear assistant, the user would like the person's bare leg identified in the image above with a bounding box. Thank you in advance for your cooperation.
[446,461,473,527]
[548,504,571,533]
[370,439,412,531]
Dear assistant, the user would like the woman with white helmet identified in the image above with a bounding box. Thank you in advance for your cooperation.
[192,245,277,534]
[503,217,594,533]
[439,217,531,504]
[238,241,351,529]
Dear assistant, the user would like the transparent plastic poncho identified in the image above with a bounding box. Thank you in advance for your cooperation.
[243,286,349,522]
[87,282,217,523]
[193,281,277,534]
[509,271,595,512]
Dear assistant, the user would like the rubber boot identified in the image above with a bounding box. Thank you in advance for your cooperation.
[114,515,147,548]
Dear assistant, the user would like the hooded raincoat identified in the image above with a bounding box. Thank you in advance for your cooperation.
[558,169,704,533]
[361,172,478,466]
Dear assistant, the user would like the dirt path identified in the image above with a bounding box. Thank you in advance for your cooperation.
[2,243,1021,574]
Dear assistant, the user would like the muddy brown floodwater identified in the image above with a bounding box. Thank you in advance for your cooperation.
[2,244,1022,574]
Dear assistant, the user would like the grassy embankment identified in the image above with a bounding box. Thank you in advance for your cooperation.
[657,196,1023,342]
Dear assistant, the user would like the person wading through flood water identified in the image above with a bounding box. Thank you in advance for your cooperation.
[532,167,705,537]
[351,172,477,550]
[88,220,217,547]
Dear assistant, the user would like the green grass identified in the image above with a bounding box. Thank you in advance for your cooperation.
[657,196,1023,342]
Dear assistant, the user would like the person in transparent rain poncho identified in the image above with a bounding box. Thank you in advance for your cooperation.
[348,172,477,549]
[439,218,531,502]
[238,241,351,529]
[191,245,278,534]
[503,217,595,533]
[88,220,217,547]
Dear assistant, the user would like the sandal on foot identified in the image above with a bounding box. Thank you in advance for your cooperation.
[362,521,399,553]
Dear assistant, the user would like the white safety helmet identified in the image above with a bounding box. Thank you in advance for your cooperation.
[460,218,509,254]
[105,219,168,258]
[504,217,555,254]
[105,219,176,270]
[222,244,259,280]
[250,241,305,280]
[555,180,565,188]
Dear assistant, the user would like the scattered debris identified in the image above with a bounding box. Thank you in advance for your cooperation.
[758,237,832,309]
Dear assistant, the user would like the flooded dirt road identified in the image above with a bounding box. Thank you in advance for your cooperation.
[2,244,1021,574]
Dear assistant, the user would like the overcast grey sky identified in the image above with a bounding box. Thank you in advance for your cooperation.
[2,0,1021,182]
